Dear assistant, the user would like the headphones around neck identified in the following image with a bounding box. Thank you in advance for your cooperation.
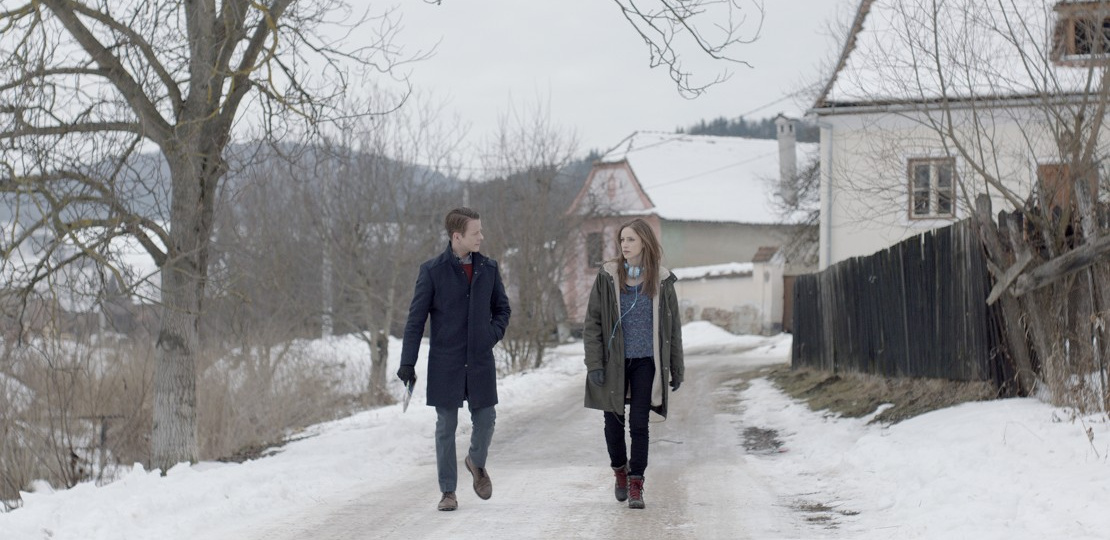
[609,265,642,351]
[624,261,642,279]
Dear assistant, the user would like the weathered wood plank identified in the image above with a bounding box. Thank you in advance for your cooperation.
[1010,232,1110,297]
[986,251,1033,305]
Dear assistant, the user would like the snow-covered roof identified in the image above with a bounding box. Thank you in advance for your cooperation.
[598,132,818,224]
[672,262,754,280]
[818,0,1097,108]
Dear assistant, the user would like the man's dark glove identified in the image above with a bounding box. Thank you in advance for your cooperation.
[588,369,605,387]
[397,365,416,385]
[670,379,681,392]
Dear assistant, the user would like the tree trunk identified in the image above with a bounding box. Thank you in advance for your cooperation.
[365,260,403,404]
[372,329,390,398]
[378,286,397,390]
[152,145,223,470]
[358,285,392,405]
[153,266,200,470]
[322,240,334,337]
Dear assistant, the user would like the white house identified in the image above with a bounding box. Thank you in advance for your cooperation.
[563,127,817,334]
[810,0,1110,269]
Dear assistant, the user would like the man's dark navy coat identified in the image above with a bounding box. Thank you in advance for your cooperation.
[401,244,511,409]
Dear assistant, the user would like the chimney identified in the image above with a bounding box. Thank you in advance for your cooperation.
[775,114,797,206]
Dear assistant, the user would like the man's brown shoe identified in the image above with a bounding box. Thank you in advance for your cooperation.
[464,455,492,500]
[438,491,457,511]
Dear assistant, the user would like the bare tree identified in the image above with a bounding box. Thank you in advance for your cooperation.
[772,152,821,269]
[0,1,410,470]
[206,149,325,350]
[0,0,767,473]
[473,102,583,371]
[312,93,463,403]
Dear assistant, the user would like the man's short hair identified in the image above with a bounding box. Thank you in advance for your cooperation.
[445,207,480,238]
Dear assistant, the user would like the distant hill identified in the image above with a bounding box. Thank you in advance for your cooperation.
[0,141,459,228]
[677,116,819,143]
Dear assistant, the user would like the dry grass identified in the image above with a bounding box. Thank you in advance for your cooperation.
[1,336,369,508]
[197,345,360,462]
[768,366,998,424]
[0,337,154,507]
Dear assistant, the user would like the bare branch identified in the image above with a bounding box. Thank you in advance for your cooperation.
[610,0,762,97]
[66,1,184,109]
[0,66,104,93]
[220,0,295,128]
[0,121,143,140]
[38,0,172,142]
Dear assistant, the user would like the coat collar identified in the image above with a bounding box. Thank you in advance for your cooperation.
[438,242,487,267]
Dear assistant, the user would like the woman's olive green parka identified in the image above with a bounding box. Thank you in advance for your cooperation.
[583,261,684,420]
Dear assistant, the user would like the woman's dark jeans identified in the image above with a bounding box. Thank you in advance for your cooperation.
[604,356,655,477]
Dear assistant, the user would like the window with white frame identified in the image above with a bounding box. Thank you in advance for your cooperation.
[908,158,956,219]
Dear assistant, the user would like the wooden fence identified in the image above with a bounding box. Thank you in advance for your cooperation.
[792,219,1012,385]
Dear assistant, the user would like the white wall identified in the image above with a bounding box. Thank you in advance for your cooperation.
[754,259,784,333]
[674,263,784,335]
[817,104,1076,269]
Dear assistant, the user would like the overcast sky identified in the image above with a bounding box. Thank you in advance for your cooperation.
[390,0,856,172]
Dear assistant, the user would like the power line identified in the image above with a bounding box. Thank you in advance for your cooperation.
[649,149,778,188]
[735,88,810,119]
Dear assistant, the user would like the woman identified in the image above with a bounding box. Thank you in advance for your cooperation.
[583,218,684,510]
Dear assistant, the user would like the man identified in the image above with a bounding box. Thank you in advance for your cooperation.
[397,207,511,512]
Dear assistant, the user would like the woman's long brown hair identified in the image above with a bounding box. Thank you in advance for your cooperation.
[615,218,662,298]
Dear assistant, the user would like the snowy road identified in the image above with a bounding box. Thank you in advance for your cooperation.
[11,331,1110,539]
[239,352,797,540]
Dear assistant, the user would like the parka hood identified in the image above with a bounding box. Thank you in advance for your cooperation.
[600,260,674,282]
